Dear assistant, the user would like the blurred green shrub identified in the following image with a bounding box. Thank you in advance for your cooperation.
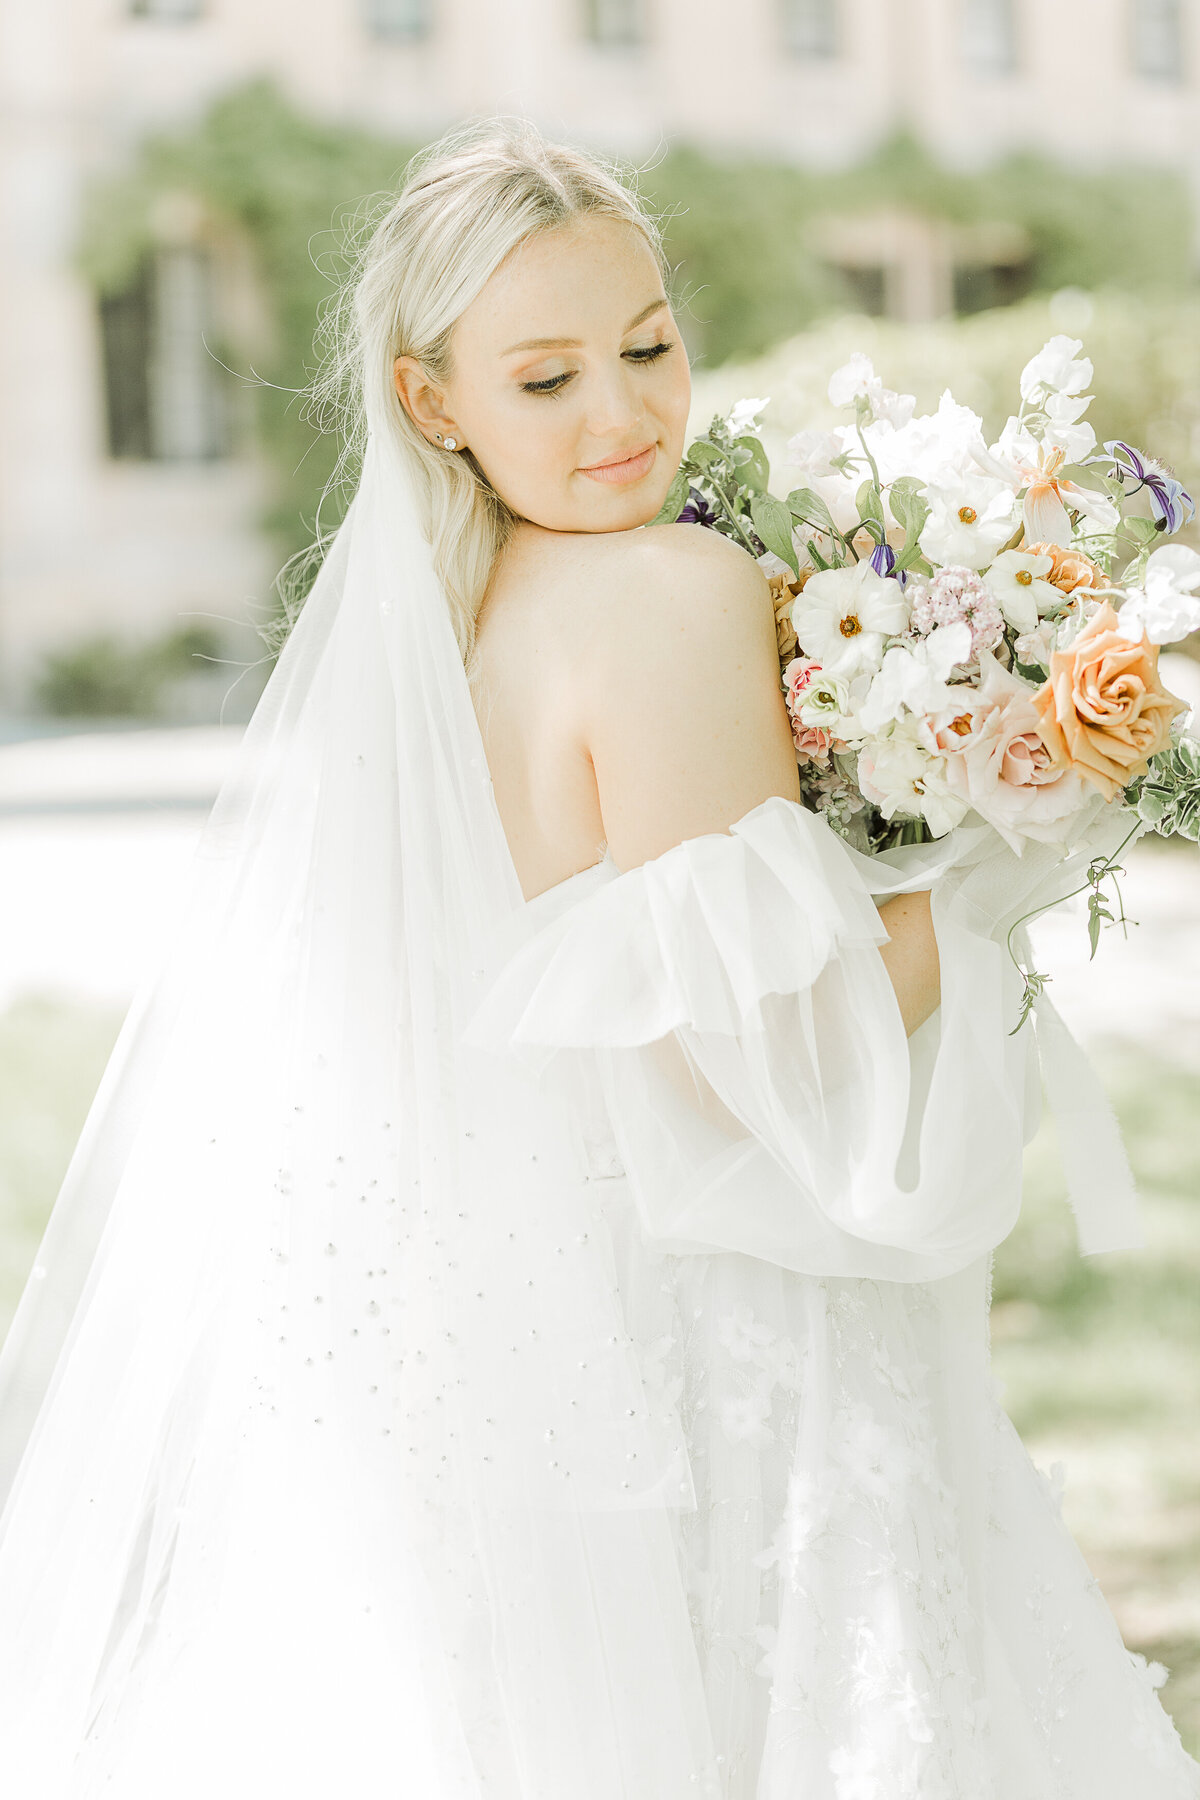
[687,291,1200,553]
[34,623,223,719]
[75,81,1198,637]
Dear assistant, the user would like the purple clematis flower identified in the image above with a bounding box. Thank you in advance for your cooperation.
[1100,440,1196,535]
[870,539,907,587]
[677,485,718,528]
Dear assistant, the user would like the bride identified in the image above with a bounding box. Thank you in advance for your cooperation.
[0,115,1195,1798]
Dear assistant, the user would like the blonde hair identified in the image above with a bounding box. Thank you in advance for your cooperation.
[276,116,674,668]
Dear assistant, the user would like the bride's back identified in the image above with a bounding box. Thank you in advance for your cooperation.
[470,516,802,900]
[469,518,634,900]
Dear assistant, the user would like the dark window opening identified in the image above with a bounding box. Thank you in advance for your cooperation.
[953,260,1034,315]
[128,0,205,19]
[961,0,1019,74]
[1131,0,1184,80]
[781,0,838,58]
[99,248,229,462]
[362,0,432,42]
[838,265,887,316]
[581,0,647,47]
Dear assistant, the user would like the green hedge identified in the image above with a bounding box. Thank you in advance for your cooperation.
[76,82,1198,636]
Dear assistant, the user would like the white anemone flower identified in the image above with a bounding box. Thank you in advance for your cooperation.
[984,548,1062,634]
[1117,544,1200,645]
[791,562,909,679]
[919,475,1017,569]
[827,354,915,428]
[1019,335,1093,404]
[725,396,769,438]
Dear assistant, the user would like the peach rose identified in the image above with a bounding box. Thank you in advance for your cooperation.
[1022,540,1107,595]
[1032,602,1187,801]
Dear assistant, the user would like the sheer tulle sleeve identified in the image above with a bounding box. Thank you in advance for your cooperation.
[465,795,1142,1282]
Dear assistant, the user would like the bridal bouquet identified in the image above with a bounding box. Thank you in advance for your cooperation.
[655,336,1200,1015]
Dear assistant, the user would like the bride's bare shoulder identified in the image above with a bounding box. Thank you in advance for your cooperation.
[570,520,775,645]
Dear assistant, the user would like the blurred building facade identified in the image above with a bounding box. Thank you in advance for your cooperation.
[1,0,1199,710]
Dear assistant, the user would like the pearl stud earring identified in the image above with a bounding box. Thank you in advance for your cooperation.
[444,436,458,451]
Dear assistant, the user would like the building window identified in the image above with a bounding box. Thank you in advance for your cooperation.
[128,0,205,18]
[1131,0,1184,79]
[781,0,838,58]
[363,0,432,41]
[961,0,1019,75]
[581,0,646,47]
[99,248,228,462]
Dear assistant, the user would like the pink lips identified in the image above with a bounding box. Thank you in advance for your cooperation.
[578,442,658,484]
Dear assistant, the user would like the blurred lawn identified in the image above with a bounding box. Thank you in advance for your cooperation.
[0,994,1195,1752]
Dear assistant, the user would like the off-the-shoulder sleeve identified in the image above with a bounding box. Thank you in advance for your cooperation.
[464,796,1141,1282]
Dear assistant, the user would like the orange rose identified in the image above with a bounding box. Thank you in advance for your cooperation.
[1032,601,1187,801]
[1022,540,1107,595]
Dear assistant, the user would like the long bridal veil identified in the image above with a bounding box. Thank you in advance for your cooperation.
[0,417,710,1796]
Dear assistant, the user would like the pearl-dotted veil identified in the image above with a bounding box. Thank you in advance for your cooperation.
[0,410,705,1795]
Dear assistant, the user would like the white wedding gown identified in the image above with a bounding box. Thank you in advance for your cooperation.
[5,414,1194,1794]
[457,794,1200,1799]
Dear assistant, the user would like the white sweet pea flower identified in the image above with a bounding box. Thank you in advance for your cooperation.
[1117,544,1200,645]
[1019,335,1093,403]
[724,396,769,437]
[857,725,969,837]
[919,475,1017,569]
[791,561,909,679]
[984,548,1061,635]
[827,354,915,428]
[855,622,972,735]
[783,428,843,479]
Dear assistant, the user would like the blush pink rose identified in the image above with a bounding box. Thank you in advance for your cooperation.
[940,649,1090,847]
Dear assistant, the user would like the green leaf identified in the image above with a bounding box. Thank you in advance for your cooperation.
[1123,514,1161,545]
[786,487,837,536]
[887,476,930,537]
[652,468,691,525]
[733,434,770,495]
[856,479,885,527]
[748,493,799,575]
[686,440,722,470]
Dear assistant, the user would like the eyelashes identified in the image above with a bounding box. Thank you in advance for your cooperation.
[520,340,676,398]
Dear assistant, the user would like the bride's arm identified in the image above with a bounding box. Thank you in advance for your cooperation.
[579,523,939,1035]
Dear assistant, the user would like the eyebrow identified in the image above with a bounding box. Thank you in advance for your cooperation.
[500,297,669,356]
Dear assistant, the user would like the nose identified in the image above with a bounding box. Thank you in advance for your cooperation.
[581,357,645,442]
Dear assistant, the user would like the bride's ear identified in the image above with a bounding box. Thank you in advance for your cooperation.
[393,354,461,450]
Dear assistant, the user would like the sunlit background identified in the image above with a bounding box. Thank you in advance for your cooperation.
[0,0,1198,1753]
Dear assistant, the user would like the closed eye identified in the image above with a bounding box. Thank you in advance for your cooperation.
[520,340,676,397]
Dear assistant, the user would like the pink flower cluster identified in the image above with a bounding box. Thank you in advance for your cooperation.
[782,656,833,763]
[909,565,1004,658]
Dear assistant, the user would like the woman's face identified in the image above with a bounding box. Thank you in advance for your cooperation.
[394,214,691,533]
